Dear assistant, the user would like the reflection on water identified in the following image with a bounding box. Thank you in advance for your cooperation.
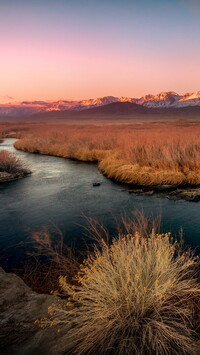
[0,139,199,271]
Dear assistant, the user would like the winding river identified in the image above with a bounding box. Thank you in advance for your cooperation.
[0,138,199,271]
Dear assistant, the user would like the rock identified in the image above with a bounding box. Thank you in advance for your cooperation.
[93,182,101,187]
[177,191,200,202]
[144,190,154,195]
[0,268,66,355]
[0,268,199,354]
[166,188,200,202]
[128,189,143,194]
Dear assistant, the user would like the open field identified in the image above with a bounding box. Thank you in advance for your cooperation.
[1,119,200,187]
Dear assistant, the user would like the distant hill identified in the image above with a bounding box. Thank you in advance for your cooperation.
[0,100,200,124]
[77,102,200,116]
[78,102,151,115]
[0,102,198,123]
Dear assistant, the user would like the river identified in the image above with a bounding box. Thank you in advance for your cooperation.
[0,138,199,271]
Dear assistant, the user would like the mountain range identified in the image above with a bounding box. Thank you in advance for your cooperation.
[0,91,200,117]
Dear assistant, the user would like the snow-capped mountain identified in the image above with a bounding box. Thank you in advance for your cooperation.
[135,92,182,107]
[131,91,200,108]
[178,91,200,107]
[0,91,200,117]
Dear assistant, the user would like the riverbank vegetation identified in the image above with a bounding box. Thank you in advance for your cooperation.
[0,150,30,182]
[7,120,200,186]
[29,220,200,354]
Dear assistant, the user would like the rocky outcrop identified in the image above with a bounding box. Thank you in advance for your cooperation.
[0,268,199,354]
[128,186,200,202]
[0,268,65,355]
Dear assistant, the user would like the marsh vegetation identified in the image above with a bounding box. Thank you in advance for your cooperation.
[9,120,200,187]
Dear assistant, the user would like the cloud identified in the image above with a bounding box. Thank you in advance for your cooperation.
[3,95,14,101]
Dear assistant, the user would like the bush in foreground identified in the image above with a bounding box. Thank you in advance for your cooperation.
[45,229,200,355]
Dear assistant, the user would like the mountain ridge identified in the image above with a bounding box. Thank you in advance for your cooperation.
[1,91,200,117]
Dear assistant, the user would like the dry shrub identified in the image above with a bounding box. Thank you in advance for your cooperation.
[19,217,200,353]
[0,150,27,174]
[46,228,200,354]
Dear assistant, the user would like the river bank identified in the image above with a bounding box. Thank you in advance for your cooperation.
[13,138,200,202]
[127,185,200,202]
[10,121,200,189]
[0,170,30,183]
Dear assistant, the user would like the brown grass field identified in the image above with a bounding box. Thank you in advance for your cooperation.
[1,119,200,186]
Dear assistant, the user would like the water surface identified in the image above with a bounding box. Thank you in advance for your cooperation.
[0,139,199,270]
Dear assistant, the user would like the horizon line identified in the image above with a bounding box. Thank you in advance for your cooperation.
[1,89,200,105]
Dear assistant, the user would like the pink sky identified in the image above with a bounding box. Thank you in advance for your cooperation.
[0,0,200,103]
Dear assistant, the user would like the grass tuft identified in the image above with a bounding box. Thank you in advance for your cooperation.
[48,229,200,354]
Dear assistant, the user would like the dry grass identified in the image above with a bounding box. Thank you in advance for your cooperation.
[19,212,161,294]
[42,225,200,355]
[1,120,200,185]
[0,121,200,186]
[19,227,79,294]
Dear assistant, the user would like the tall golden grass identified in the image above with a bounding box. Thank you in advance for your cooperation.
[37,223,200,355]
[11,121,200,186]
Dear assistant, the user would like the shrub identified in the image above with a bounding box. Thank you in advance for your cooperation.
[0,150,27,174]
[47,229,200,354]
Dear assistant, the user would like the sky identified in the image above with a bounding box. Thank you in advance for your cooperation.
[0,0,200,103]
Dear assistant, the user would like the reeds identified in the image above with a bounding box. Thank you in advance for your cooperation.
[13,121,200,186]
